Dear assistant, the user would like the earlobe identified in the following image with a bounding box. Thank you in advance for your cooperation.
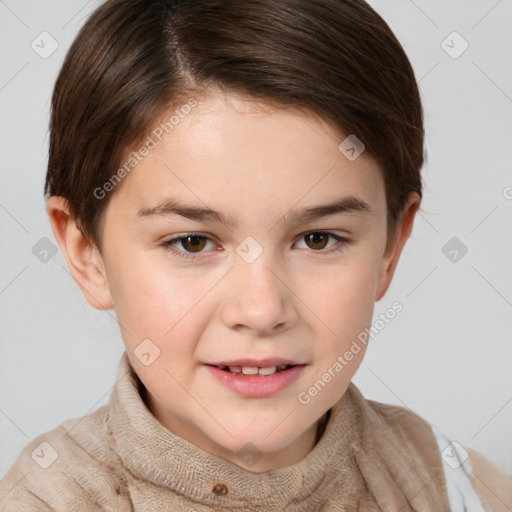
[45,196,114,311]
[375,193,421,302]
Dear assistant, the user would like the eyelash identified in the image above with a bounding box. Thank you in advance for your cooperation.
[162,231,350,260]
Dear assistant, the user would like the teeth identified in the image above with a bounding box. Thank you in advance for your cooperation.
[258,366,277,375]
[217,365,290,375]
[241,366,259,375]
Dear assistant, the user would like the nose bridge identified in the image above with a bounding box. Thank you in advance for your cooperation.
[220,249,297,333]
[238,253,280,299]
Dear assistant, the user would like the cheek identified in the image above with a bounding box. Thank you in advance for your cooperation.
[303,254,381,337]
[301,260,378,403]
[111,265,209,391]
[107,254,225,357]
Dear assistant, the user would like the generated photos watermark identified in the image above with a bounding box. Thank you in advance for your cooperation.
[93,98,198,200]
[297,301,403,405]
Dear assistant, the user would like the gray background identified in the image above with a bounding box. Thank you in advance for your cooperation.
[1,0,511,479]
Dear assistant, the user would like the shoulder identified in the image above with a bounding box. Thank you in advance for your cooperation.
[363,396,439,451]
[467,448,512,511]
[0,404,130,511]
[367,397,512,512]
[348,389,448,472]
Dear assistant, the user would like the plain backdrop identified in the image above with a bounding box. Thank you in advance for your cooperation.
[1,0,511,479]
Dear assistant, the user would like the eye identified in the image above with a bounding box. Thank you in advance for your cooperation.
[163,233,217,257]
[295,232,347,251]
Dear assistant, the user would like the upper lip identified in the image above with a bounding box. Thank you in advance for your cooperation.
[206,358,305,367]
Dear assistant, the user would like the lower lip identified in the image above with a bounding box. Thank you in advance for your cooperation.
[205,365,305,398]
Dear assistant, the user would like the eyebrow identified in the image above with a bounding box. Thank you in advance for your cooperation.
[135,195,371,228]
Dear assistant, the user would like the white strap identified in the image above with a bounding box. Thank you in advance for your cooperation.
[431,424,486,512]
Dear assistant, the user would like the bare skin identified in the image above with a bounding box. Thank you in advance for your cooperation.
[46,90,419,473]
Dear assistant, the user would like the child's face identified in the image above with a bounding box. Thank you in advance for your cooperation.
[71,91,416,471]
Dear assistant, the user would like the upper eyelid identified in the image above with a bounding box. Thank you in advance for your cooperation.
[164,231,347,249]
[164,232,215,244]
[164,232,216,247]
[165,230,343,240]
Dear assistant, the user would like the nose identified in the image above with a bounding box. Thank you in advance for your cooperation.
[219,258,299,336]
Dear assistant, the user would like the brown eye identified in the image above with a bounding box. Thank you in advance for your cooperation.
[181,235,208,252]
[304,233,329,250]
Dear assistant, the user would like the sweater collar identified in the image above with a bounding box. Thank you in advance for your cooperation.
[108,351,364,510]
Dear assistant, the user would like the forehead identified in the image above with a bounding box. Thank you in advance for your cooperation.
[107,91,386,223]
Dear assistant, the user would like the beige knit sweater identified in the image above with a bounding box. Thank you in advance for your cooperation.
[0,352,510,511]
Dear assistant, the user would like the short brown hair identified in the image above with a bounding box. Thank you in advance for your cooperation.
[45,0,424,250]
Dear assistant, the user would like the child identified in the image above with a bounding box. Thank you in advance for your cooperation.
[1,0,510,510]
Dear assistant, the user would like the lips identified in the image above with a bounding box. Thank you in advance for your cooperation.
[205,358,306,378]
[208,364,295,376]
[205,363,306,398]
[206,358,303,367]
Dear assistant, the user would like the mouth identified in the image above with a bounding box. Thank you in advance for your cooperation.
[204,361,307,398]
[206,363,297,376]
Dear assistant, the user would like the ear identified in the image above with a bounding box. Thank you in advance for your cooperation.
[45,196,113,311]
[375,192,421,302]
